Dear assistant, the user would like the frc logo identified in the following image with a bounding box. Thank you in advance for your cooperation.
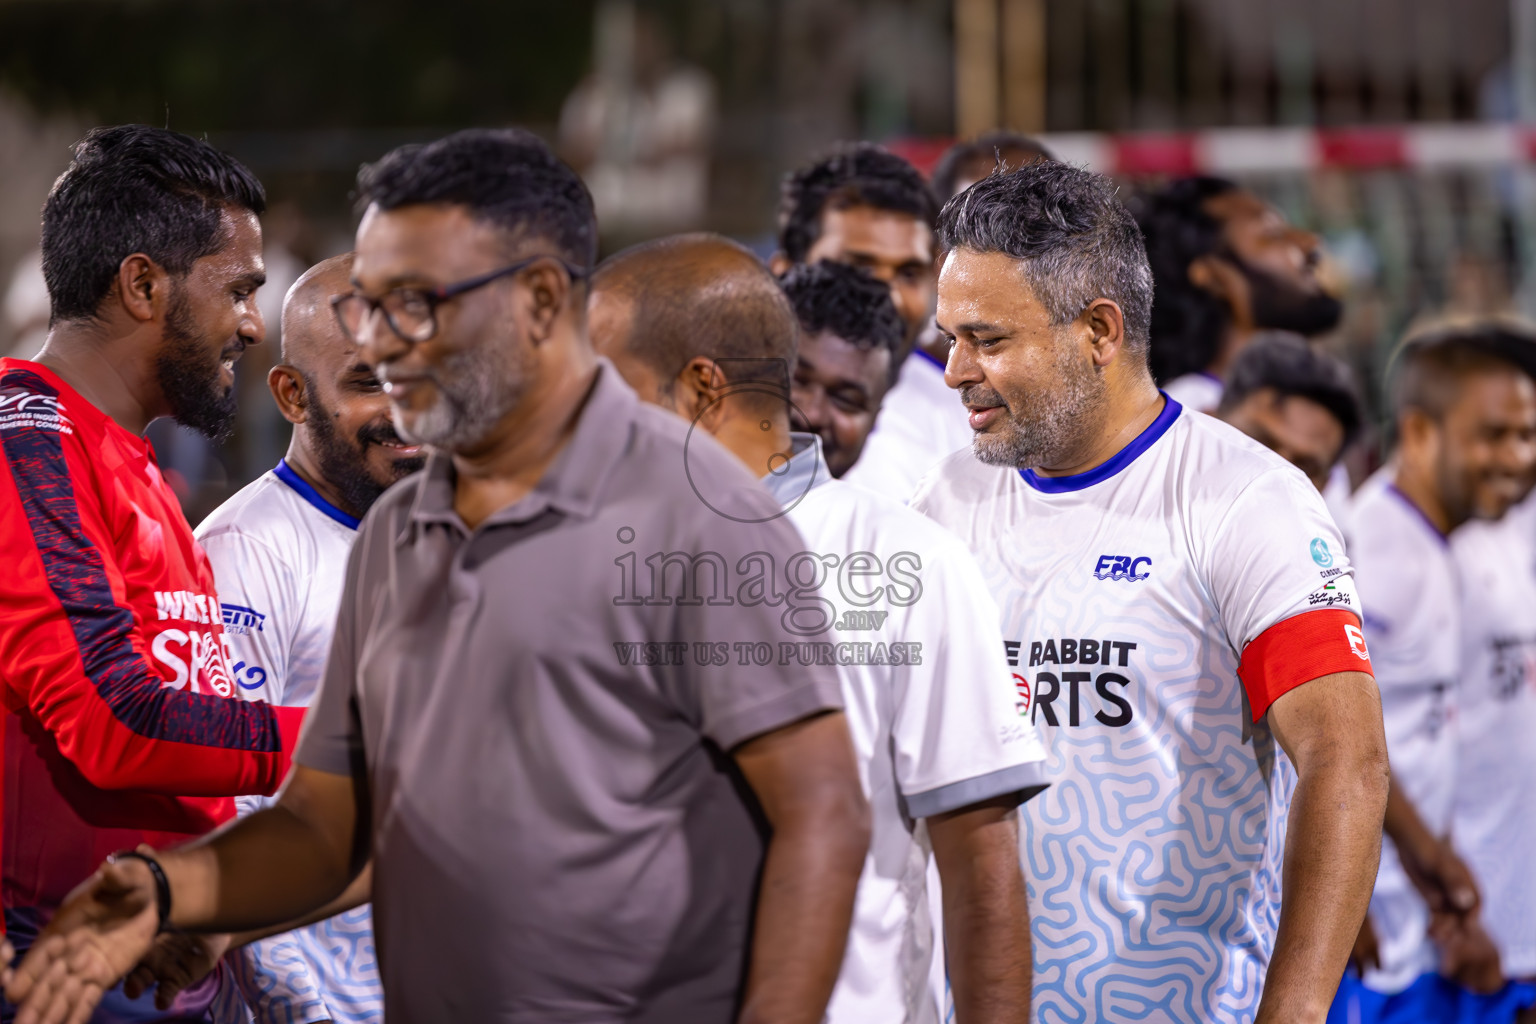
[1345,623,1370,661]
[1094,555,1151,582]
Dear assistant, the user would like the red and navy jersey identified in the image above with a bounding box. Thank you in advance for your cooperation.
[0,359,304,913]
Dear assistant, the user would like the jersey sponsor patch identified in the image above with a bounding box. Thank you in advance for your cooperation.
[1307,580,1356,609]
[222,603,267,634]
[0,387,73,434]
[155,589,223,624]
[231,660,270,692]
[1005,636,1139,728]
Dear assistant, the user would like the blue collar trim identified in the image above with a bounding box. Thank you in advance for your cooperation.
[273,459,361,530]
[1018,394,1182,494]
[1385,483,1450,547]
[913,348,946,373]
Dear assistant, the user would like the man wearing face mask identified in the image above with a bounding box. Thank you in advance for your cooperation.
[193,253,425,1024]
[1135,177,1344,414]
[1337,325,1536,1024]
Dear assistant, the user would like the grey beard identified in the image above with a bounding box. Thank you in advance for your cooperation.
[393,342,529,452]
[971,346,1107,470]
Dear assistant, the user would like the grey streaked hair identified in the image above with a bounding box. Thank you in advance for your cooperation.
[938,162,1153,357]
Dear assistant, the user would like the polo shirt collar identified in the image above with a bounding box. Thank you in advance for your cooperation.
[759,431,828,507]
[405,359,637,534]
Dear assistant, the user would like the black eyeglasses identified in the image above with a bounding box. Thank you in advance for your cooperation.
[332,254,589,344]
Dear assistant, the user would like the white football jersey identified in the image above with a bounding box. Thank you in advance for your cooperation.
[1345,471,1460,994]
[1161,371,1224,412]
[762,435,1049,1024]
[1451,491,1536,978]
[843,349,971,504]
[196,460,384,1024]
[913,396,1370,1024]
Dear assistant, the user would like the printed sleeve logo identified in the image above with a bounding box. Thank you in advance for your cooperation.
[1307,581,1354,609]
[0,391,73,434]
[221,603,266,635]
[1344,623,1370,661]
[1094,554,1151,581]
[1310,538,1334,567]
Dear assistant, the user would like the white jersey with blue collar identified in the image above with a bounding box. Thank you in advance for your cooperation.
[1161,371,1224,413]
[1450,491,1536,978]
[762,434,1049,1024]
[912,396,1371,1024]
[196,460,383,1024]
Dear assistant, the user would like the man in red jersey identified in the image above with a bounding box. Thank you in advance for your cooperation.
[0,125,303,1021]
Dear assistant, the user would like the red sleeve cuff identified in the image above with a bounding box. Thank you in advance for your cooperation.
[1237,609,1374,722]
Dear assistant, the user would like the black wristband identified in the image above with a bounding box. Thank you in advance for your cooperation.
[107,850,172,933]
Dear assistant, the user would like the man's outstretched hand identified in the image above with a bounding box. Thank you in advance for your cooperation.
[3,856,161,1024]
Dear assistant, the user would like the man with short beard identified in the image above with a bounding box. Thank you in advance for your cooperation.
[1337,325,1536,1023]
[912,163,1390,1024]
[0,125,305,1022]
[192,254,423,1024]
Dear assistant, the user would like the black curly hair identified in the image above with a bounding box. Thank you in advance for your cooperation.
[42,125,266,323]
[777,143,938,263]
[779,260,905,371]
[1131,176,1242,384]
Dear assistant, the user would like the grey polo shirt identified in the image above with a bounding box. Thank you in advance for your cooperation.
[295,361,846,1023]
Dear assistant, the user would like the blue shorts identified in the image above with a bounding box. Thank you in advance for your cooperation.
[1330,970,1536,1024]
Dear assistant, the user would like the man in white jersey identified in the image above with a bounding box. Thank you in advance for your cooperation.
[590,233,1050,1024]
[1453,485,1536,1024]
[194,254,425,1024]
[912,163,1389,1024]
[1339,325,1536,1024]
[1215,333,1361,494]
[779,260,902,479]
[769,144,969,501]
